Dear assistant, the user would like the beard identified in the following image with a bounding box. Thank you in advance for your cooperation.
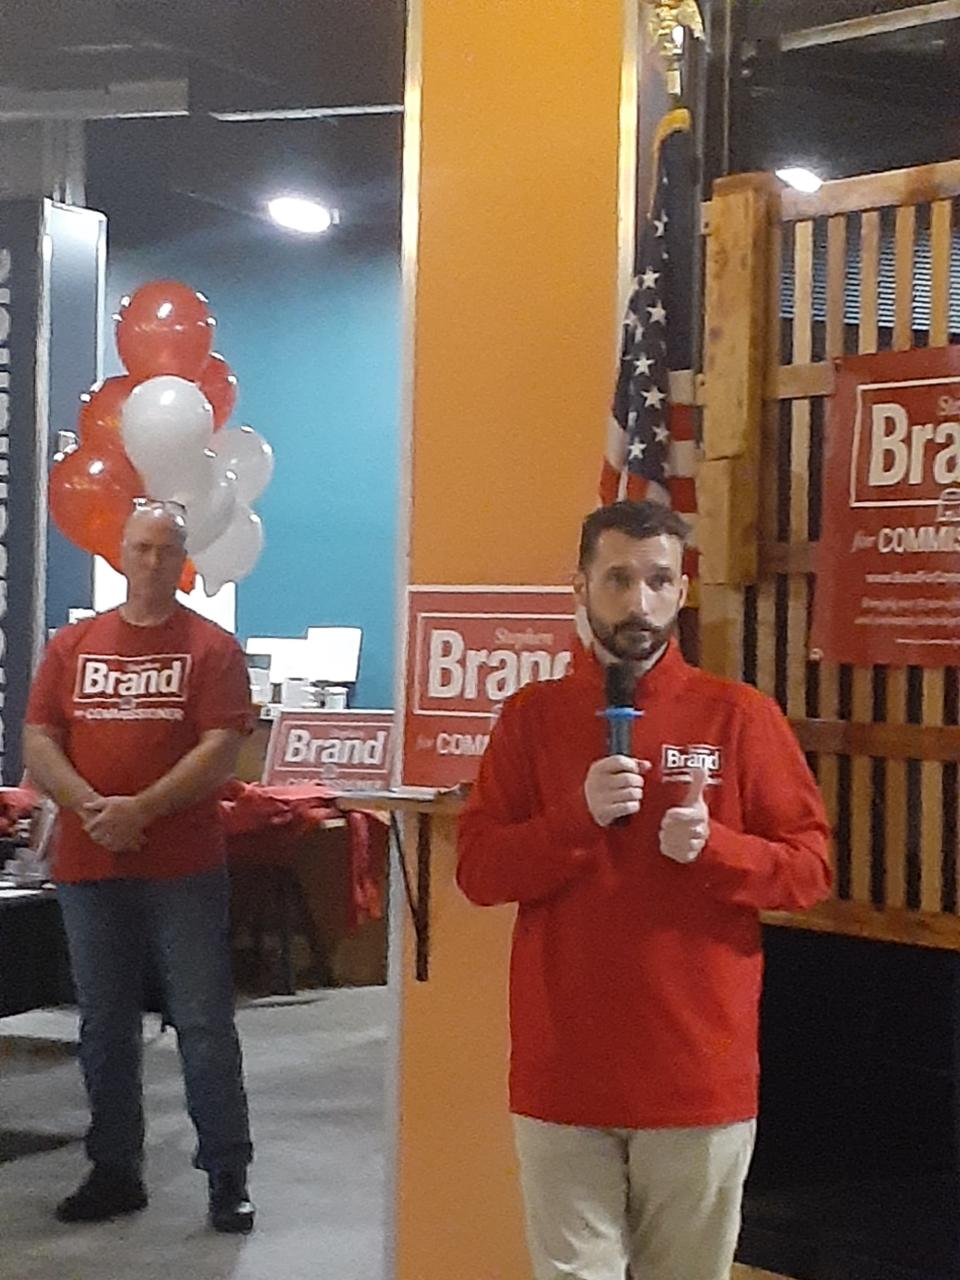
[584,601,679,665]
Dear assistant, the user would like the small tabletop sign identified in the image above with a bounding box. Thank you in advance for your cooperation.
[262,709,394,790]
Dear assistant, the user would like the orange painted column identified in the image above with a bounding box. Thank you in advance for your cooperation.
[394,3,627,1277]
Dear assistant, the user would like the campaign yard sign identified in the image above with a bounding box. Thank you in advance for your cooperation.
[403,586,576,788]
[812,345,960,667]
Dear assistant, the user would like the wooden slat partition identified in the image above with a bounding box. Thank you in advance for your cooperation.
[699,161,960,949]
[849,209,880,907]
[794,720,960,761]
[817,213,847,870]
[884,205,914,910]
[753,213,782,698]
[760,541,814,576]
[764,900,960,951]
[922,199,953,915]
[779,157,960,221]
[787,222,812,723]
[766,361,836,401]
[731,1266,791,1280]
[699,174,778,678]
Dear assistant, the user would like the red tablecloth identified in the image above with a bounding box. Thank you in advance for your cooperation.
[0,786,39,836]
[220,781,385,927]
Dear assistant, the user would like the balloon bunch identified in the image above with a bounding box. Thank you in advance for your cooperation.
[49,280,274,596]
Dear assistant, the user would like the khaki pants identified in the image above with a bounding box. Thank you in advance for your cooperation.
[513,1114,756,1280]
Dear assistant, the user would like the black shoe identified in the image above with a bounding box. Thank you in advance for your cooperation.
[208,1171,255,1234]
[55,1167,148,1224]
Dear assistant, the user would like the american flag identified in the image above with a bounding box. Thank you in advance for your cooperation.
[600,110,698,552]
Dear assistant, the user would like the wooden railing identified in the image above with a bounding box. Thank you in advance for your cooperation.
[699,163,960,949]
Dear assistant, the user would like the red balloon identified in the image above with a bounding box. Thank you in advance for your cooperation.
[78,374,140,456]
[179,561,198,594]
[198,352,238,431]
[96,533,124,576]
[49,445,143,555]
[115,280,215,381]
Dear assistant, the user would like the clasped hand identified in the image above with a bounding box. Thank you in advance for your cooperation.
[81,795,149,854]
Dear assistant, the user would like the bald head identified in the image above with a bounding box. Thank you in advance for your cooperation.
[121,502,187,608]
[122,502,187,550]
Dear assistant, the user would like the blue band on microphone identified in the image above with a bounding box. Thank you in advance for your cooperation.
[596,707,644,721]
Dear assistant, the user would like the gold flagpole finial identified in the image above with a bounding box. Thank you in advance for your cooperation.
[643,0,705,99]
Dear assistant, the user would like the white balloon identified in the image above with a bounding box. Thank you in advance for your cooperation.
[211,425,274,504]
[134,447,236,555]
[184,462,238,556]
[194,505,263,596]
[122,376,214,490]
[144,447,211,504]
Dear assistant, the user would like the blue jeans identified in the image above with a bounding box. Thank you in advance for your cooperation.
[57,867,252,1177]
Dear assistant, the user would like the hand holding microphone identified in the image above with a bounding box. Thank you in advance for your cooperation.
[659,765,710,864]
[592,662,648,828]
[585,756,652,827]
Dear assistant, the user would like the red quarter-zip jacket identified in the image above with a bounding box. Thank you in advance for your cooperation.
[457,641,831,1129]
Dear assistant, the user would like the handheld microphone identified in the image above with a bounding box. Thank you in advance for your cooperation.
[601,663,643,827]
[603,662,640,755]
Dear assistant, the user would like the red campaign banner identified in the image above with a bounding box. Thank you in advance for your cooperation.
[262,710,394,790]
[403,587,576,788]
[811,345,960,667]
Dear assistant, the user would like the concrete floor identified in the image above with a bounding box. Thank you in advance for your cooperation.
[0,987,389,1280]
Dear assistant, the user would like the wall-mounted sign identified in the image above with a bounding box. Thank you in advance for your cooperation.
[811,345,960,667]
[263,709,394,790]
[402,586,576,788]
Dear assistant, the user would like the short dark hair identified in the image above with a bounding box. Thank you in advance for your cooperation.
[578,500,689,569]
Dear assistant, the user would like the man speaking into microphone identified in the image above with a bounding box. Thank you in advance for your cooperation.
[457,500,831,1280]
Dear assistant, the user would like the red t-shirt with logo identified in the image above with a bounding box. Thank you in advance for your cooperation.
[25,605,255,883]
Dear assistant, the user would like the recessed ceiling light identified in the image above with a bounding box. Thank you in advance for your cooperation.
[776,167,824,194]
[267,196,333,235]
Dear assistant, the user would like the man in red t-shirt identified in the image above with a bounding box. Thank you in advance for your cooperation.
[25,500,256,1234]
[458,501,831,1280]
